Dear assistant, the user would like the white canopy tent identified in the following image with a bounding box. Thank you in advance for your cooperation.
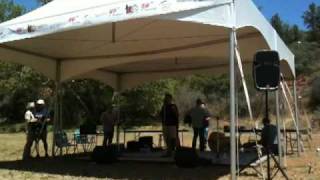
[0,0,298,179]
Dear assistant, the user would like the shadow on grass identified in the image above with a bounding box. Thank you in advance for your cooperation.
[0,155,230,180]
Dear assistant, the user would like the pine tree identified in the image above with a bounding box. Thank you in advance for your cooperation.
[290,25,302,42]
[302,3,320,42]
[0,0,25,22]
[271,14,284,37]
[270,14,302,44]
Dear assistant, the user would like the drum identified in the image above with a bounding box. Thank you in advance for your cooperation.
[208,132,230,153]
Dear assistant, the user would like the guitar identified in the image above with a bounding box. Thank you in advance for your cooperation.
[34,110,50,135]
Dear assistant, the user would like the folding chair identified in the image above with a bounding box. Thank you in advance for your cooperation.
[54,131,77,156]
[74,129,96,152]
[238,153,268,177]
[238,147,289,180]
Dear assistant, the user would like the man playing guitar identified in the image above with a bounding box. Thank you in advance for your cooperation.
[34,99,50,158]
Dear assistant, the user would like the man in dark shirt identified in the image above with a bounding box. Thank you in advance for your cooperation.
[160,93,180,156]
[261,117,278,154]
[189,99,210,151]
[100,107,116,147]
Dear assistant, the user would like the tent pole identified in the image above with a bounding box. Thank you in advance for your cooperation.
[276,90,283,167]
[229,28,236,180]
[59,85,63,130]
[52,60,61,157]
[293,79,301,156]
[115,75,122,150]
[115,91,120,147]
[52,82,58,157]
[235,67,240,175]
[279,90,288,167]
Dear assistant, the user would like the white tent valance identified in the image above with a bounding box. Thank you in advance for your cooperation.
[0,0,294,90]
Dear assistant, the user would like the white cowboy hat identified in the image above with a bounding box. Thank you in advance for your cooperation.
[36,99,45,105]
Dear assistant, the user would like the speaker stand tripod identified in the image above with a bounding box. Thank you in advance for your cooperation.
[264,91,289,180]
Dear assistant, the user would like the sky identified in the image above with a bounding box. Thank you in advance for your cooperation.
[253,0,320,30]
[12,0,320,30]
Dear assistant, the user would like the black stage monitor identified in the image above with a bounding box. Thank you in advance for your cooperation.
[253,50,280,91]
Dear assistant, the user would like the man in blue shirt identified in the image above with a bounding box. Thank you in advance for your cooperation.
[34,99,50,157]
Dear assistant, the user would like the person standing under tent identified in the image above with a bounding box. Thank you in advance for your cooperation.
[190,99,210,151]
[100,106,116,147]
[160,93,180,156]
[34,99,50,157]
[201,103,211,148]
[22,102,39,160]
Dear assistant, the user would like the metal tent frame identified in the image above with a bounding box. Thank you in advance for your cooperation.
[0,1,300,180]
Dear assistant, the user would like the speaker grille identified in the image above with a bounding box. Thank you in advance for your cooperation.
[253,51,280,91]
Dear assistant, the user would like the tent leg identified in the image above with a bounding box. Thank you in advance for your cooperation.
[58,84,63,156]
[279,90,288,167]
[114,91,121,149]
[235,67,240,174]
[293,80,301,156]
[276,90,283,167]
[229,28,236,180]
[52,83,58,157]
[52,61,61,157]
[59,88,63,130]
[115,76,122,150]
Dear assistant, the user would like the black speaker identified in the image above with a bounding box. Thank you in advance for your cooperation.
[91,146,118,164]
[253,50,280,91]
[126,141,140,152]
[139,136,153,149]
[174,147,199,168]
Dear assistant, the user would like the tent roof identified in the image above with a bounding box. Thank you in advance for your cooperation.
[0,0,295,90]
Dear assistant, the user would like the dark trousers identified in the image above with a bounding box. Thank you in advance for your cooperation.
[23,132,37,159]
[163,125,179,155]
[103,130,114,147]
[192,127,205,151]
[39,130,48,155]
[23,129,48,159]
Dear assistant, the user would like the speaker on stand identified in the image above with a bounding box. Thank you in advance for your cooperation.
[253,50,280,91]
[252,50,288,180]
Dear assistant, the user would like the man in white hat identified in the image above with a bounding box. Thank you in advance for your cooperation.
[34,99,50,157]
[22,102,38,159]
